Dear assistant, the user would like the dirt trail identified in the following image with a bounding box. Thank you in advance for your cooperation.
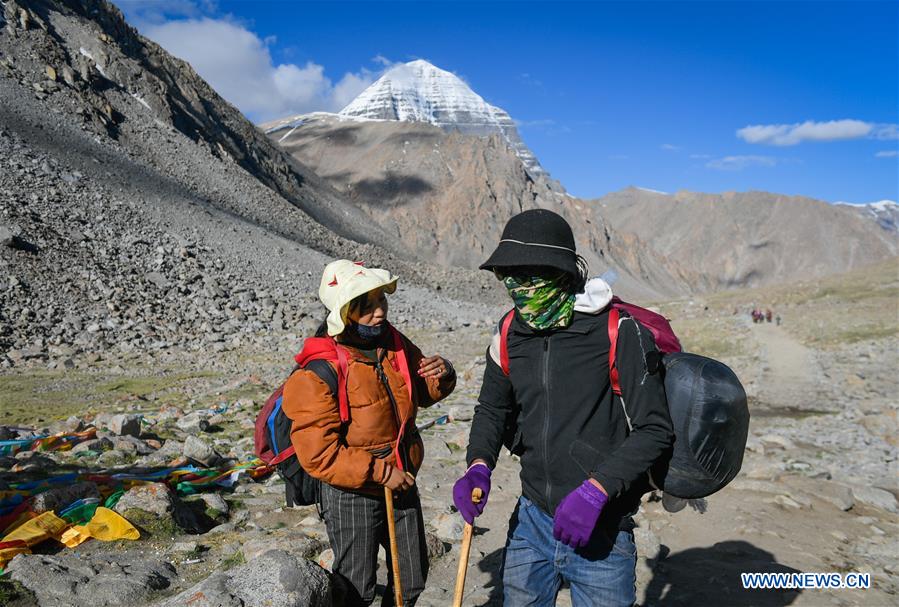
[750,322,829,413]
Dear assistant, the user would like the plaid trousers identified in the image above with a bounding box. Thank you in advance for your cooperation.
[320,482,428,606]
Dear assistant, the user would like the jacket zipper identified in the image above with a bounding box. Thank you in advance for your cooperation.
[542,336,552,509]
[375,357,405,467]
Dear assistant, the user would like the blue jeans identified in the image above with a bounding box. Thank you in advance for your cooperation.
[502,496,637,607]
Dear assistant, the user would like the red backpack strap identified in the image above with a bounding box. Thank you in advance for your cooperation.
[499,309,514,376]
[608,307,622,396]
[388,326,417,472]
[333,342,350,423]
[269,445,296,466]
[390,327,415,403]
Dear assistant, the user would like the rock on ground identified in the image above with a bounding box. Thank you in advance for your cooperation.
[157,549,331,607]
[30,481,99,513]
[114,482,176,516]
[7,552,176,607]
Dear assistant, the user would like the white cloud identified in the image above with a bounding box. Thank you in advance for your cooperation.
[736,119,899,146]
[873,124,899,140]
[875,150,898,158]
[137,16,383,122]
[706,155,778,171]
[660,143,680,151]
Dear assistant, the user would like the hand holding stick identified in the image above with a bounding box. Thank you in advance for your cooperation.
[452,487,483,607]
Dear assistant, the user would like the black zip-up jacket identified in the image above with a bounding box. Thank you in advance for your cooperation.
[466,308,674,535]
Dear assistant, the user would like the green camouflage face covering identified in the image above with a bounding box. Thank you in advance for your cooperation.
[503,273,575,330]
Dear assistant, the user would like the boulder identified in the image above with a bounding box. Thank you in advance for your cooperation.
[158,549,331,607]
[240,531,326,561]
[176,410,210,433]
[114,482,175,517]
[31,481,100,514]
[7,552,176,607]
[850,484,898,513]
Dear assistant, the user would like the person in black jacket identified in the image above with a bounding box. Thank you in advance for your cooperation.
[452,210,674,607]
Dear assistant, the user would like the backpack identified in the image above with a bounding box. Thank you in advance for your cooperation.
[497,298,749,500]
[254,327,416,506]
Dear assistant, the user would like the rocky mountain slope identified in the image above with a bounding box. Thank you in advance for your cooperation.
[262,112,705,300]
[0,0,499,366]
[263,60,896,299]
[838,199,899,234]
[592,188,898,290]
[264,110,897,298]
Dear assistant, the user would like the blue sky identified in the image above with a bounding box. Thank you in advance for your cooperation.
[117,1,898,203]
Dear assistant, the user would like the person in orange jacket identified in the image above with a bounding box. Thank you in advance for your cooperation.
[282,259,456,606]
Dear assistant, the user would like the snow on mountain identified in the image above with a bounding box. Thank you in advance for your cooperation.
[836,200,899,233]
[338,60,557,187]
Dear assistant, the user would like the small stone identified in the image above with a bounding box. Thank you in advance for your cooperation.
[108,413,142,437]
[176,410,210,433]
[317,548,334,571]
[430,512,464,542]
[199,493,229,516]
[45,65,57,81]
[425,531,447,560]
[172,541,199,553]
[183,435,218,467]
[758,434,794,451]
[72,437,114,453]
[773,495,803,510]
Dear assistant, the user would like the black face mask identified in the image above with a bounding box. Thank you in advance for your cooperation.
[354,322,386,341]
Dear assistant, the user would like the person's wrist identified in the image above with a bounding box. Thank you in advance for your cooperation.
[468,460,491,474]
[588,478,607,495]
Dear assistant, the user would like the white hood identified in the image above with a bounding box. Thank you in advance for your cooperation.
[574,277,613,314]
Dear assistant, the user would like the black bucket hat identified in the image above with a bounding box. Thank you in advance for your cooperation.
[480,209,580,277]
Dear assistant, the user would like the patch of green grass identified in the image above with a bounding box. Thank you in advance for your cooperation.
[0,368,221,425]
[221,550,246,570]
[204,508,226,521]
[658,259,899,351]
[122,508,181,538]
[0,577,34,605]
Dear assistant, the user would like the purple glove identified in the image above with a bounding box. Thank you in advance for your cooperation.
[453,462,491,524]
[553,479,609,548]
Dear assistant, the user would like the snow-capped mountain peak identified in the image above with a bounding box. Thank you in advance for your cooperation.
[341,60,501,125]
[339,60,555,186]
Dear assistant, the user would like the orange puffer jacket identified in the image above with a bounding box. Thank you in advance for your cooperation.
[281,333,455,494]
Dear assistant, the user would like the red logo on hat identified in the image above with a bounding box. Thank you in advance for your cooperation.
[354,261,365,266]
[328,276,338,286]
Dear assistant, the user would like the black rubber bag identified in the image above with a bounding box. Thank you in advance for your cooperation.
[655,352,749,499]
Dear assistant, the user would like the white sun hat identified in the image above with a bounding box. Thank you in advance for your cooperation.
[318,259,398,336]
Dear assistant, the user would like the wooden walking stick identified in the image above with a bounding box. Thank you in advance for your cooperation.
[452,487,483,607]
[384,485,405,606]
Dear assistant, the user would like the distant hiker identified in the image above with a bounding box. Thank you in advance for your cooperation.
[452,210,673,606]
[776,314,782,326]
[766,309,773,323]
[282,260,456,606]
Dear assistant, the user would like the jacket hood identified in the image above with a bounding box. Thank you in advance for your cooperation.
[294,337,339,367]
[574,277,613,314]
